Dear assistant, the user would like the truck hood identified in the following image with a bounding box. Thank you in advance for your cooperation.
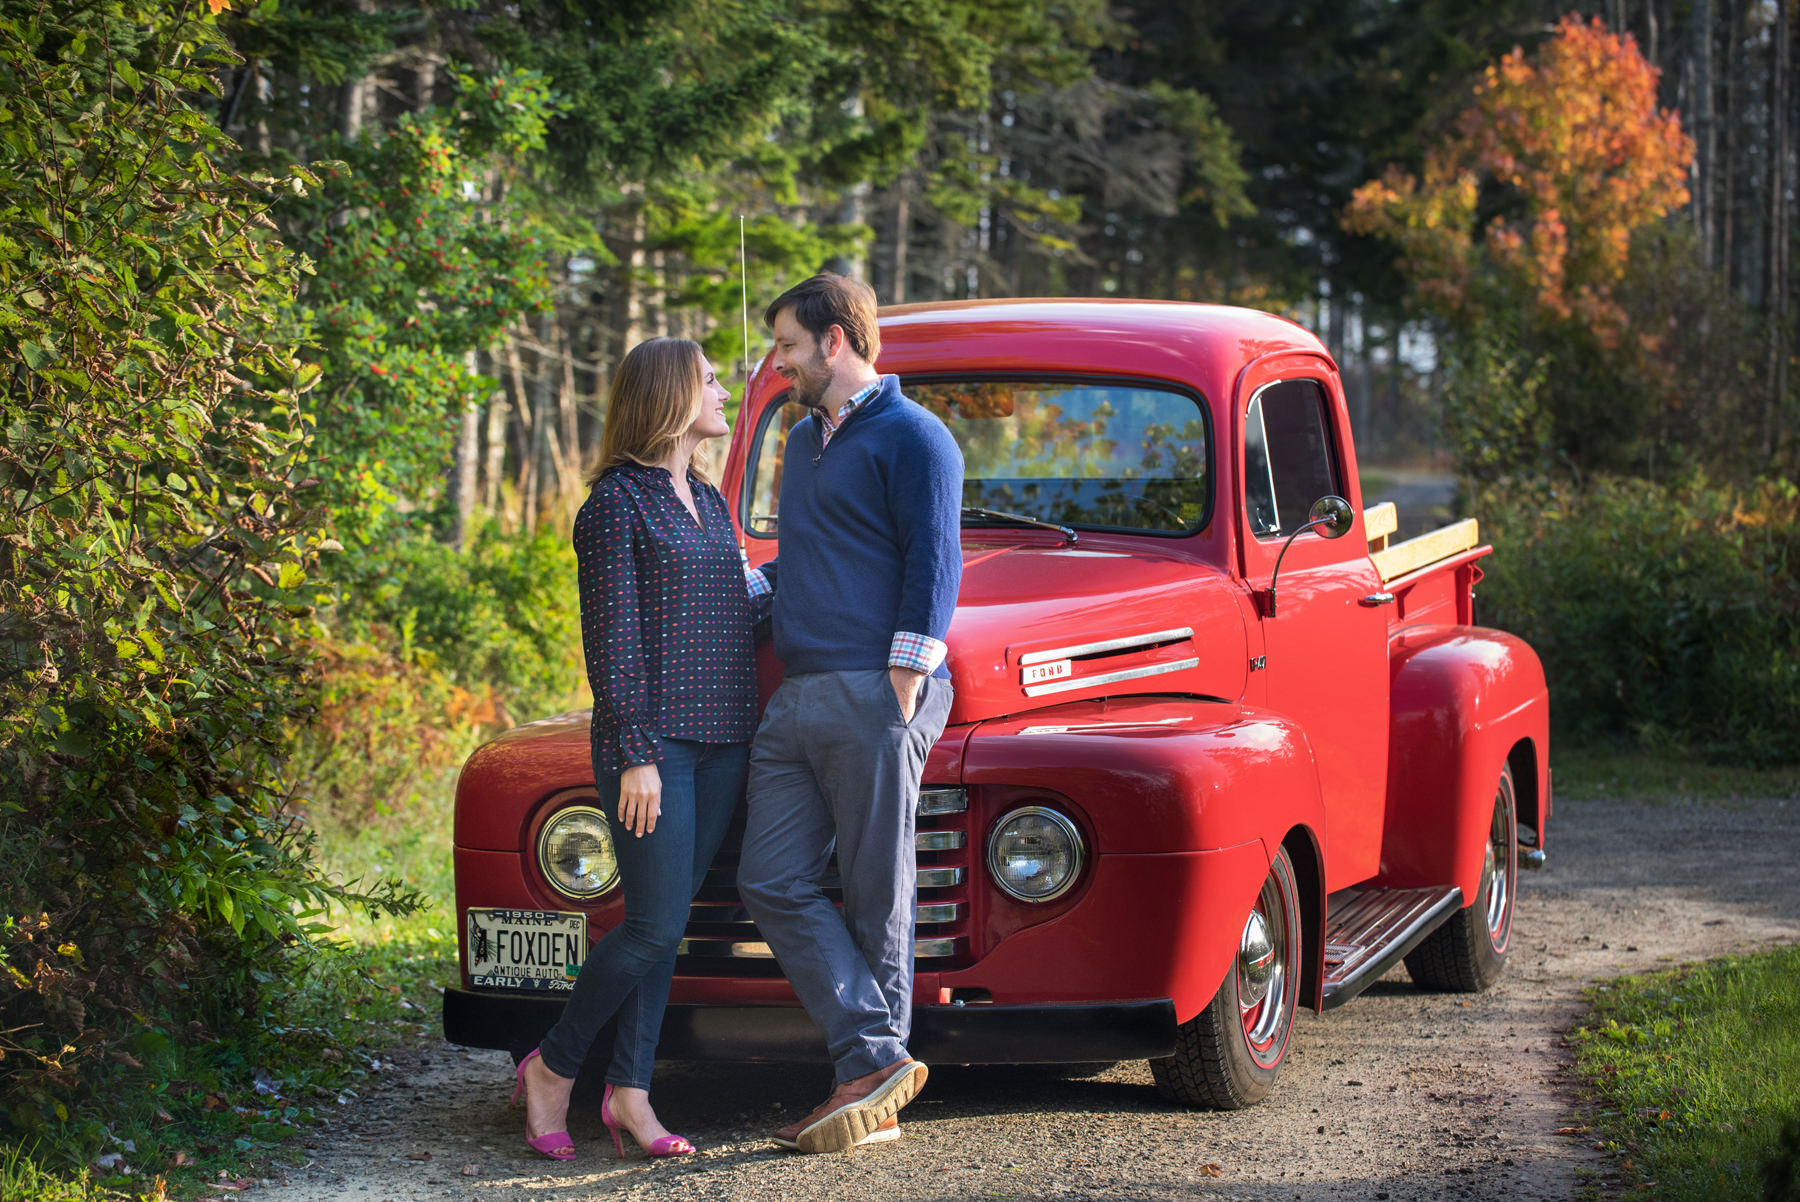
[942,538,1251,726]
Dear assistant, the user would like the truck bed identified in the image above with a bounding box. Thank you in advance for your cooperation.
[1363,502,1489,629]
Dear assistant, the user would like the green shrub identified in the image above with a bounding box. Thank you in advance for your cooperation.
[1477,476,1800,763]
[292,521,586,825]
[0,0,417,1170]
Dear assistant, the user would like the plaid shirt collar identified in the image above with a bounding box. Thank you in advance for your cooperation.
[816,376,886,443]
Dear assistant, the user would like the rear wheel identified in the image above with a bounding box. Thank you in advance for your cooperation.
[1405,763,1516,992]
[1151,846,1302,1109]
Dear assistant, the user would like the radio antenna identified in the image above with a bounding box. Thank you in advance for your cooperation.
[738,214,750,384]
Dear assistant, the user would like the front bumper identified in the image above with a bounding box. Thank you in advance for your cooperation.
[443,987,1176,1064]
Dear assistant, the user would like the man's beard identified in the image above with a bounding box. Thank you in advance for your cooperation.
[789,350,831,411]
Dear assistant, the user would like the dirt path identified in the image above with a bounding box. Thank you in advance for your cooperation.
[255,794,1800,1202]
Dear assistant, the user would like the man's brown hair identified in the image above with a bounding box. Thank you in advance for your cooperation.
[764,272,881,364]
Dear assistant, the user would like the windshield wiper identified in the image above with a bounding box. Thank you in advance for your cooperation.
[960,506,1078,545]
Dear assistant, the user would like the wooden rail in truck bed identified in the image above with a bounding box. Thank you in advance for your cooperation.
[1363,501,1481,584]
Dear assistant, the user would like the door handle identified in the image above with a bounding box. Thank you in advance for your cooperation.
[1359,592,1396,607]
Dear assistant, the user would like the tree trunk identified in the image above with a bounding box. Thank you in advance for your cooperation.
[528,312,557,530]
[1768,0,1792,455]
[618,195,647,357]
[891,173,911,304]
[1724,0,1744,293]
[411,49,438,114]
[338,0,376,139]
[1691,0,1716,262]
[559,318,581,488]
[649,249,669,338]
[443,349,481,549]
[483,392,508,516]
[507,331,535,531]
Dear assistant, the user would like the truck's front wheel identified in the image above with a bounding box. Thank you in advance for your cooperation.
[1151,846,1301,1109]
[1404,763,1516,992]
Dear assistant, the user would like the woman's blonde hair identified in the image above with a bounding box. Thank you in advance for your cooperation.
[588,337,714,486]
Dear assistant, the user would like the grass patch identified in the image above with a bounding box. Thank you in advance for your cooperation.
[1572,946,1800,1201]
[1554,747,1800,804]
[0,1144,111,1202]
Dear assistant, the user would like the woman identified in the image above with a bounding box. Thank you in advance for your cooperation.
[511,337,757,1161]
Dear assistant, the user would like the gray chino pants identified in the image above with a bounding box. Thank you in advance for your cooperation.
[737,668,954,1084]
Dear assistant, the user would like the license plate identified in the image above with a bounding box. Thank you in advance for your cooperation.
[465,908,587,992]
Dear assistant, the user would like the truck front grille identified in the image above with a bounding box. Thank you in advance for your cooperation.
[676,786,971,976]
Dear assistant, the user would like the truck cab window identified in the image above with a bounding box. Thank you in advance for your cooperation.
[1244,380,1342,539]
[744,379,1211,537]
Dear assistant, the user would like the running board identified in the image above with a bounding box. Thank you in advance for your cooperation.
[1321,885,1462,1010]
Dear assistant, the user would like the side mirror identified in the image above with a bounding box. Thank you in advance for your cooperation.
[1261,494,1355,617]
[1308,495,1355,539]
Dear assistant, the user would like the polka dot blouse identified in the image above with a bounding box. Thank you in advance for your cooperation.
[575,461,757,775]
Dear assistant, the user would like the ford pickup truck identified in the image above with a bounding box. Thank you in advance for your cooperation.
[443,299,1550,1108]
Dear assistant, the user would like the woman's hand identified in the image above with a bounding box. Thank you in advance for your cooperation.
[618,763,662,837]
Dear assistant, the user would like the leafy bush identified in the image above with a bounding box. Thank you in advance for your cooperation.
[1477,476,1800,763]
[268,67,557,534]
[0,0,416,1169]
[292,522,586,825]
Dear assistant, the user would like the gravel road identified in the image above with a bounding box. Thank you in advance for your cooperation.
[255,793,1800,1202]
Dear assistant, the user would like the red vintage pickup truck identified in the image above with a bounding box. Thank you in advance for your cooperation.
[444,299,1550,1108]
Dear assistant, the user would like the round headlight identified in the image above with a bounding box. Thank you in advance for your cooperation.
[537,806,619,899]
[987,806,1084,902]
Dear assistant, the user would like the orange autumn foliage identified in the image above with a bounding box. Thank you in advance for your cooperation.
[1345,15,1692,346]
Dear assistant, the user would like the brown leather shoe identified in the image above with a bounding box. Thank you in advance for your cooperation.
[770,1114,898,1151]
[794,1059,927,1154]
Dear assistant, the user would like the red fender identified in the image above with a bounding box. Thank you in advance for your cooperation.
[1376,626,1550,903]
[959,695,1328,1021]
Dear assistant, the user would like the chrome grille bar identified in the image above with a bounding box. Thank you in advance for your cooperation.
[679,936,961,960]
[687,901,961,925]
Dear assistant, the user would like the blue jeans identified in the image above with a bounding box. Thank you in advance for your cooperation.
[537,737,748,1089]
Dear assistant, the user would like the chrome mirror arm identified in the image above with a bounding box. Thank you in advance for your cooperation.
[1259,495,1354,618]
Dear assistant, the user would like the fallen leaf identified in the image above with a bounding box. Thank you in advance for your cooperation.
[406,1151,431,1162]
[461,1164,480,1177]
[170,1152,191,1167]
[1198,1163,1222,1177]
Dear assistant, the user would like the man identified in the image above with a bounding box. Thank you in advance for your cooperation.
[737,272,962,1154]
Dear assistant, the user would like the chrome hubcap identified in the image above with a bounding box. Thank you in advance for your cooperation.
[1483,782,1514,947]
[1238,910,1276,1006]
[1238,873,1292,1065]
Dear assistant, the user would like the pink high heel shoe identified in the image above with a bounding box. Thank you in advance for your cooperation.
[511,1049,576,1161]
[601,1083,694,1158]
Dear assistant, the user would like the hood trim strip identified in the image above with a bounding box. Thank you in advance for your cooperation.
[1018,627,1195,666]
[1022,656,1201,697]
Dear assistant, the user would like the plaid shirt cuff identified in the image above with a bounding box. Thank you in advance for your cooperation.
[745,567,772,600]
[889,631,947,675]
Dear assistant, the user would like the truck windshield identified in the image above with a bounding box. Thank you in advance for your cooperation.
[744,379,1210,537]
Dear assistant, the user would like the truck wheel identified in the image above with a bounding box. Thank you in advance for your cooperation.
[1151,846,1301,1109]
[1405,763,1516,992]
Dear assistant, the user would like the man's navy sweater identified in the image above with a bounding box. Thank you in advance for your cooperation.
[762,375,963,678]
